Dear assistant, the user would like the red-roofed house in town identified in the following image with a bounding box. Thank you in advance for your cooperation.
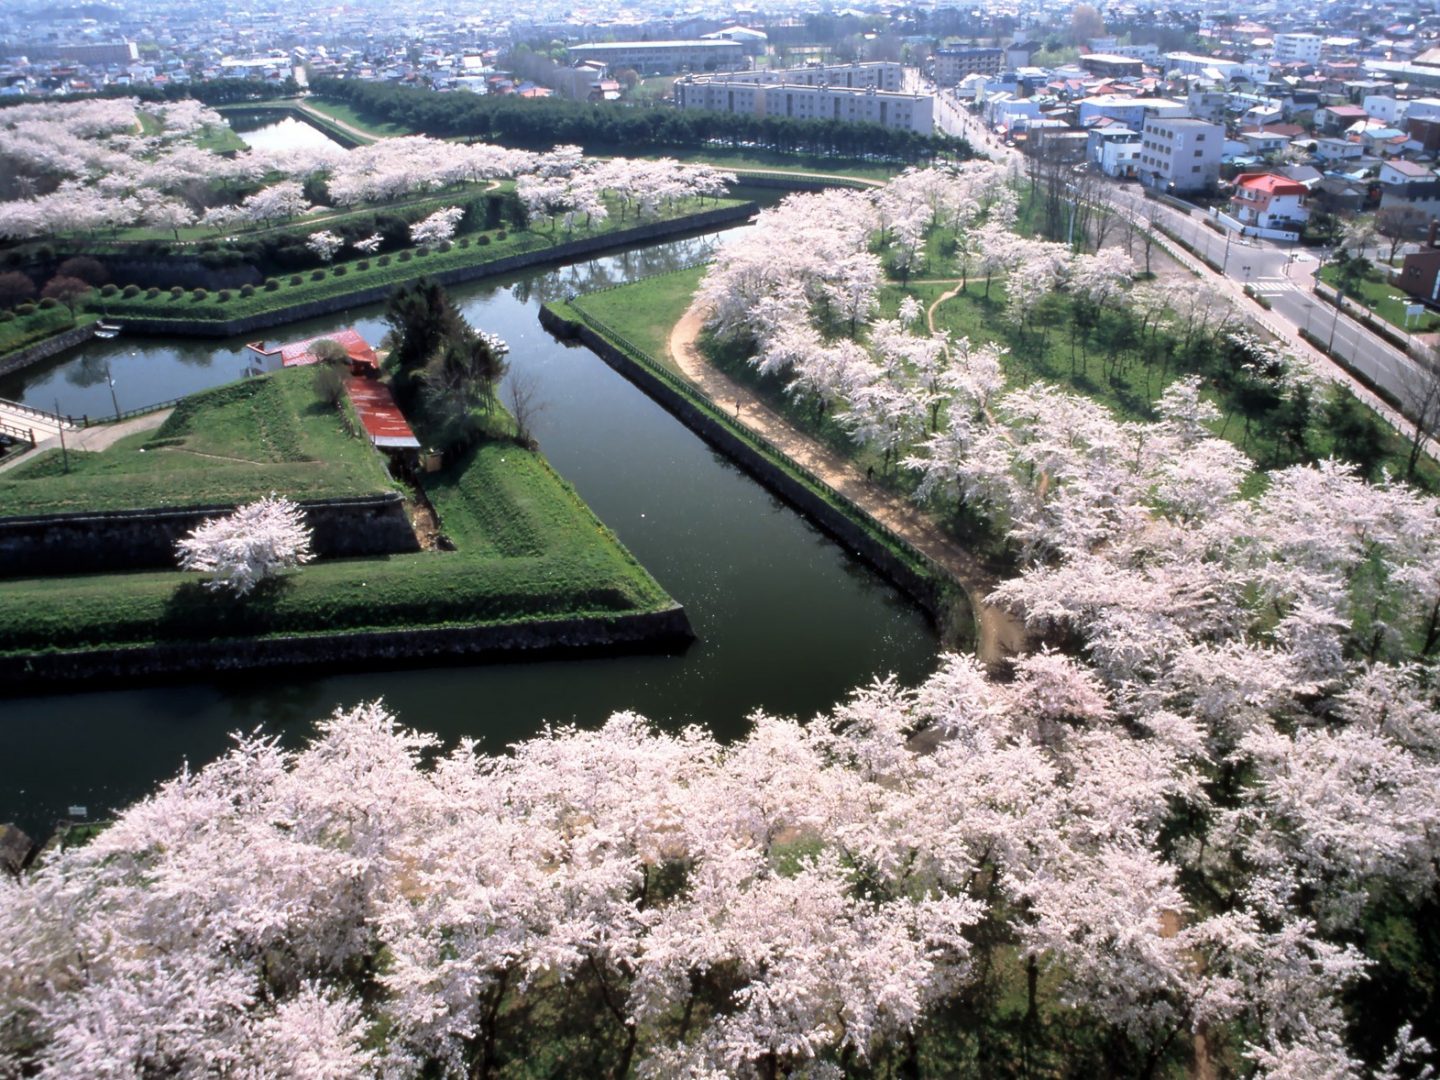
[1231,172,1310,231]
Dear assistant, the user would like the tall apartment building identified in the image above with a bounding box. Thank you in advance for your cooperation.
[567,39,745,75]
[933,47,1004,85]
[1137,116,1222,193]
[1272,32,1323,65]
[673,78,934,135]
[700,62,902,92]
[18,41,138,65]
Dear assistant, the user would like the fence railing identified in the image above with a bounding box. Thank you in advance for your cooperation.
[108,398,185,424]
[0,397,82,428]
[0,419,36,444]
[563,298,954,591]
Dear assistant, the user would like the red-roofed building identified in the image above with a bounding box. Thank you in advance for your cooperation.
[344,376,420,450]
[1231,172,1310,230]
[246,328,380,375]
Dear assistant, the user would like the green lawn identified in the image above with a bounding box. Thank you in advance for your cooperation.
[0,419,673,656]
[1318,265,1440,334]
[0,368,395,516]
[568,265,707,366]
[303,97,417,138]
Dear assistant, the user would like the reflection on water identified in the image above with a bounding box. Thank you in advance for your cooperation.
[232,116,344,155]
[0,222,940,835]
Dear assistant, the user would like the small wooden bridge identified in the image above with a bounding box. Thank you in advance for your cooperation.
[0,398,80,445]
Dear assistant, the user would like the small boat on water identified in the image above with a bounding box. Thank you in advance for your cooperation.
[93,322,122,339]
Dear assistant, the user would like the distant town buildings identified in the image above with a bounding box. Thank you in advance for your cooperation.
[675,72,933,134]
[934,47,1004,85]
[566,39,746,75]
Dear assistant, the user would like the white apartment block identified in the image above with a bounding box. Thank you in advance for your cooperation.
[567,40,746,75]
[692,62,902,92]
[673,78,934,135]
[1138,116,1223,193]
[1272,33,1323,65]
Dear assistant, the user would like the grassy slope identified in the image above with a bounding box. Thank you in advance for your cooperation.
[0,308,95,356]
[0,434,672,655]
[299,97,415,138]
[0,369,394,516]
[568,265,706,367]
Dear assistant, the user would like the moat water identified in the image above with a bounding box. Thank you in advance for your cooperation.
[0,224,940,834]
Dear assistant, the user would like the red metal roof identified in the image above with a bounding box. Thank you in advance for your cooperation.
[1233,172,1309,196]
[246,328,378,370]
[345,376,420,450]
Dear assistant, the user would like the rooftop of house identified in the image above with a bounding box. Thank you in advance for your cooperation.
[1234,171,1310,195]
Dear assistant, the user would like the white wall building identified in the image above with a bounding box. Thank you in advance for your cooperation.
[1364,94,1407,125]
[567,40,745,74]
[1076,95,1190,130]
[1272,33,1323,65]
[694,62,901,92]
[1138,116,1223,193]
[673,79,934,134]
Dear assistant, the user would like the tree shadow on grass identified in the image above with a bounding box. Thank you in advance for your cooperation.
[163,577,293,640]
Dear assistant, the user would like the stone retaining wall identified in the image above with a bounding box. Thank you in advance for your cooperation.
[0,324,97,379]
[540,307,949,627]
[0,491,418,577]
[0,604,693,691]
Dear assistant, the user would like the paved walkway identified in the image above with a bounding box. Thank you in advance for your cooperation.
[667,304,1031,667]
[0,400,76,445]
[0,409,171,476]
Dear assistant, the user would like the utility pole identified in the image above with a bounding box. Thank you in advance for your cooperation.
[55,399,69,474]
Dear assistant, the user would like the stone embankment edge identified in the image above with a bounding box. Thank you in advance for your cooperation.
[0,604,693,692]
[540,306,967,641]
[37,205,761,347]
[0,324,97,379]
[0,491,419,577]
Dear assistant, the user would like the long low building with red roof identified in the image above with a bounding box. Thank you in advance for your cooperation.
[344,376,420,450]
[246,328,417,450]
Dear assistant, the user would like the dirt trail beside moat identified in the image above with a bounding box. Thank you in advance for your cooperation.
[667,303,1030,666]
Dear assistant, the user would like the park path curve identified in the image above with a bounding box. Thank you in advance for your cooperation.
[667,303,1030,667]
[0,409,172,476]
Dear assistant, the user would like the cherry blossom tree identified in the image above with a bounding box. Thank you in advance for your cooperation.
[175,494,315,596]
[307,230,344,263]
[409,206,464,249]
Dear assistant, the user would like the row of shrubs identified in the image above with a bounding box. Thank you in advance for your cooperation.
[102,231,515,305]
[0,230,519,318]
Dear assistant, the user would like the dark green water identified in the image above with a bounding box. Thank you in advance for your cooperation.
[0,229,939,835]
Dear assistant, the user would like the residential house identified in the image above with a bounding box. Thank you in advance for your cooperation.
[1231,172,1310,230]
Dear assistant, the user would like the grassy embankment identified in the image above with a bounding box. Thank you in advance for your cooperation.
[0,369,392,516]
[0,307,98,356]
[551,268,970,636]
[0,369,673,656]
[89,196,746,332]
